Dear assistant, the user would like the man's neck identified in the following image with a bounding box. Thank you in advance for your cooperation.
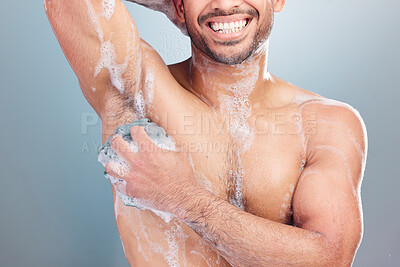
[187,41,273,109]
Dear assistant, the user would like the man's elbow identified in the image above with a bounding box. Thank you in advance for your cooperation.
[318,239,359,267]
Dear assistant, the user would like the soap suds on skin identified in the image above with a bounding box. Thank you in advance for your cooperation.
[190,46,265,208]
[211,41,270,209]
[95,40,129,94]
[164,221,189,267]
[133,67,155,119]
[315,119,365,158]
[190,239,222,267]
[101,0,116,21]
[84,0,138,95]
[134,90,146,119]
[189,153,214,194]
[144,68,155,105]
[135,209,190,266]
[136,209,165,258]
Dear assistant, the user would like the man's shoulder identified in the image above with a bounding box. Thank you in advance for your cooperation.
[292,88,366,130]
[293,89,368,166]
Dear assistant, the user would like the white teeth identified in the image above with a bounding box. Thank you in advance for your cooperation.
[209,19,248,34]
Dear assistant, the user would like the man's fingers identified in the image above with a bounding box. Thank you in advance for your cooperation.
[111,135,134,162]
[131,126,158,153]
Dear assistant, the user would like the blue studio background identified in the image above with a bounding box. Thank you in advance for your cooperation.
[0,0,399,266]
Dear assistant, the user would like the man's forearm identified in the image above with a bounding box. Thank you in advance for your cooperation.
[178,188,340,266]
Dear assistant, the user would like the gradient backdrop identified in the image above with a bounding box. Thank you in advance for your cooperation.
[0,0,399,266]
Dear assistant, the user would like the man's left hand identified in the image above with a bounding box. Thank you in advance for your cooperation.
[105,125,200,215]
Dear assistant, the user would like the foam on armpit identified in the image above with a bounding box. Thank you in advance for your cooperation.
[132,67,155,119]
[134,90,146,119]
[98,118,177,223]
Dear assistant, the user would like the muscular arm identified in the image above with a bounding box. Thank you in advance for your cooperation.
[177,104,368,266]
[44,0,143,117]
[181,189,331,266]
[44,0,188,142]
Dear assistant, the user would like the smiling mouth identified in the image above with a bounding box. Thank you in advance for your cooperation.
[208,18,250,34]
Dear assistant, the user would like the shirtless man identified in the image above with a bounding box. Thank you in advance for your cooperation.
[45,0,368,266]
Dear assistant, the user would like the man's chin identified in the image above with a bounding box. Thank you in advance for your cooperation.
[190,32,258,65]
[206,48,254,65]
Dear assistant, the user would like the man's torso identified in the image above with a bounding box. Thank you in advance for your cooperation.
[101,60,321,266]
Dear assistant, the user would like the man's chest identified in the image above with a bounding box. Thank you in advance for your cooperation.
[103,90,306,224]
[160,109,306,224]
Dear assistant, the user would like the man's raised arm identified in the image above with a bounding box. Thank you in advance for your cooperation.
[44,0,143,117]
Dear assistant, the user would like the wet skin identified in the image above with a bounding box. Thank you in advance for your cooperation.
[45,0,367,266]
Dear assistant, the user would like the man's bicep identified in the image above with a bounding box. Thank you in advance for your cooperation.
[292,104,367,264]
[292,163,363,256]
[45,0,142,114]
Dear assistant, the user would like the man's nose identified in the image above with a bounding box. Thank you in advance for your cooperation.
[209,0,243,11]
